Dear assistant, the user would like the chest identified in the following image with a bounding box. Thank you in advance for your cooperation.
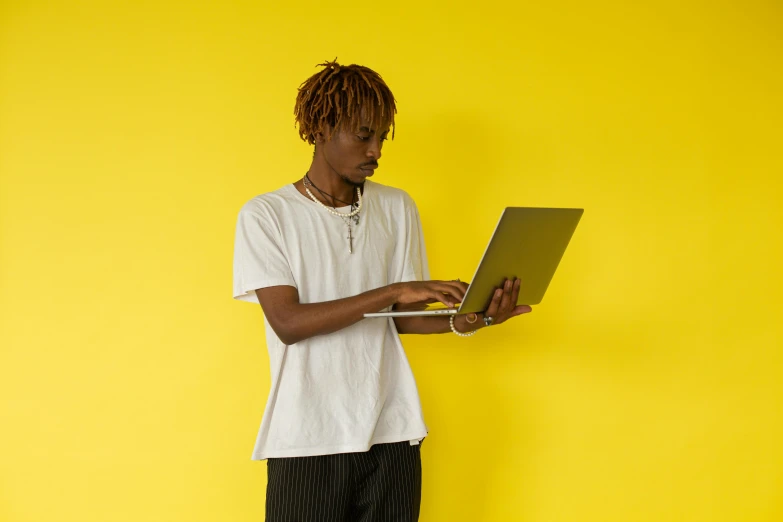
[277,201,402,302]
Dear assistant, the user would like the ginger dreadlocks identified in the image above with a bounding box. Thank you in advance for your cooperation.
[294,59,396,145]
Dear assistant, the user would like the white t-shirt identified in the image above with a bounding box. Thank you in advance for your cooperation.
[233,179,430,460]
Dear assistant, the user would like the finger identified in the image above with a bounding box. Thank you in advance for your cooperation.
[405,297,439,305]
[443,280,469,300]
[483,286,504,317]
[438,280,468,292]
[512,304,533,316]
[496,278,521,321]
[433,281,468,302]
[430,290,457,308]
[430,286,456,305]
[509,278,521,308]
[497,279,513,315]
[394,297,440,311]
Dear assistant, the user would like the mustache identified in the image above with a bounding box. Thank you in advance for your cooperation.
[360,162,378,168]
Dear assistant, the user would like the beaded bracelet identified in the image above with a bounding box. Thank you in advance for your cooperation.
[450,314,478,337]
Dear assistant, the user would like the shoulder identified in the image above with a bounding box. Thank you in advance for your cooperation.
[238,184,299,218]
[367,180,418,210]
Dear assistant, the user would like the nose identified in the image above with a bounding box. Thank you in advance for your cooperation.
[366,136,382,161]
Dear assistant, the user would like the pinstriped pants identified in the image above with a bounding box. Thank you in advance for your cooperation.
[265,440,423,522]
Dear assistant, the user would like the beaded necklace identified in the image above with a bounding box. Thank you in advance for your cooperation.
[303,174,362,254]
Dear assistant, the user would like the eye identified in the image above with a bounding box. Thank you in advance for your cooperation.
[356,135,387,143]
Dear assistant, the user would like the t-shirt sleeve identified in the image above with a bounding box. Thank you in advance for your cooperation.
[398,195,431,283]
[233,204,297,304]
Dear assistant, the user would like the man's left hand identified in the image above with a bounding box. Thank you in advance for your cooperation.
[477,277,532,326]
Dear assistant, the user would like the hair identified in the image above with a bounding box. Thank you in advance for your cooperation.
[294,59,396,145]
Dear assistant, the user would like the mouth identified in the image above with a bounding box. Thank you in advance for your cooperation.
[359,165,377,175]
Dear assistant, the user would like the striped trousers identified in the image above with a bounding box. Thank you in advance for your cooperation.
[265,440,423,522]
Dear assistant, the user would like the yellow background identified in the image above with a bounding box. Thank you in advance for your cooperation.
[1,1,781,521]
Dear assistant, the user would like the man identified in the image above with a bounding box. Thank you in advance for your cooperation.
[233,59,531,522]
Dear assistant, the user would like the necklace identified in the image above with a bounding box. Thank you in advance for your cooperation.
[303,174,363,254]
[305,174,355,207]
[305,174,361,225]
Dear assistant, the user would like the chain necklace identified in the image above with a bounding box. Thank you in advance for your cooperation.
[303,174,362,254]
[305,174,355,208]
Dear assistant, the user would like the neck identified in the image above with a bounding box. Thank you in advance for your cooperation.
[306,159,361,205]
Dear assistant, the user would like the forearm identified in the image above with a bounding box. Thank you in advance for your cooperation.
[270,284,400,345]
[393,313,486,335]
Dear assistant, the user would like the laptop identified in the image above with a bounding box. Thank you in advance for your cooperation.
[363,206,584,318]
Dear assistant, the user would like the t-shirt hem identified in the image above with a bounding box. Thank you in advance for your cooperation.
[250,431,429,461]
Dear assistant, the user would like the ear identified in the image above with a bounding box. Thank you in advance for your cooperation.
[315,123,336,144]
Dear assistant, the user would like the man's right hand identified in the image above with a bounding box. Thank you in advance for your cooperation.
[393,280,469,308]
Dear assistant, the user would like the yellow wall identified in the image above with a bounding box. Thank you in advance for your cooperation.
[1,1,781,521]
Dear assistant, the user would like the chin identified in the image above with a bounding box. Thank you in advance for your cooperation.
[340,174,365,188]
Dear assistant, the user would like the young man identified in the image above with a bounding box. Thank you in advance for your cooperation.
[233,60,531,522]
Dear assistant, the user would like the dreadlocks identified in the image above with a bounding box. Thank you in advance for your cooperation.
[294,59,397,145]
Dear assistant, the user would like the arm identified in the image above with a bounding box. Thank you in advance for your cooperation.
[255,280,468,345]
[255,284,397,345]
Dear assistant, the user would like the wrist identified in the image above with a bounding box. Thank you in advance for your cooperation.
[389,282,403,304]
[455,313,482,333]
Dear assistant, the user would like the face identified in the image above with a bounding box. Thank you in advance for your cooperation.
[317,119,390,188]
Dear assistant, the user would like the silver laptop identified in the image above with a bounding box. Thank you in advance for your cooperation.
[364,207,584,318]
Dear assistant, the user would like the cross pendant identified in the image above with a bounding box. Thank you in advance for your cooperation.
[347,225,353,254]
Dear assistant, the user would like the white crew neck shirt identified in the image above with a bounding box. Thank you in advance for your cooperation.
[233,179,430,460]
